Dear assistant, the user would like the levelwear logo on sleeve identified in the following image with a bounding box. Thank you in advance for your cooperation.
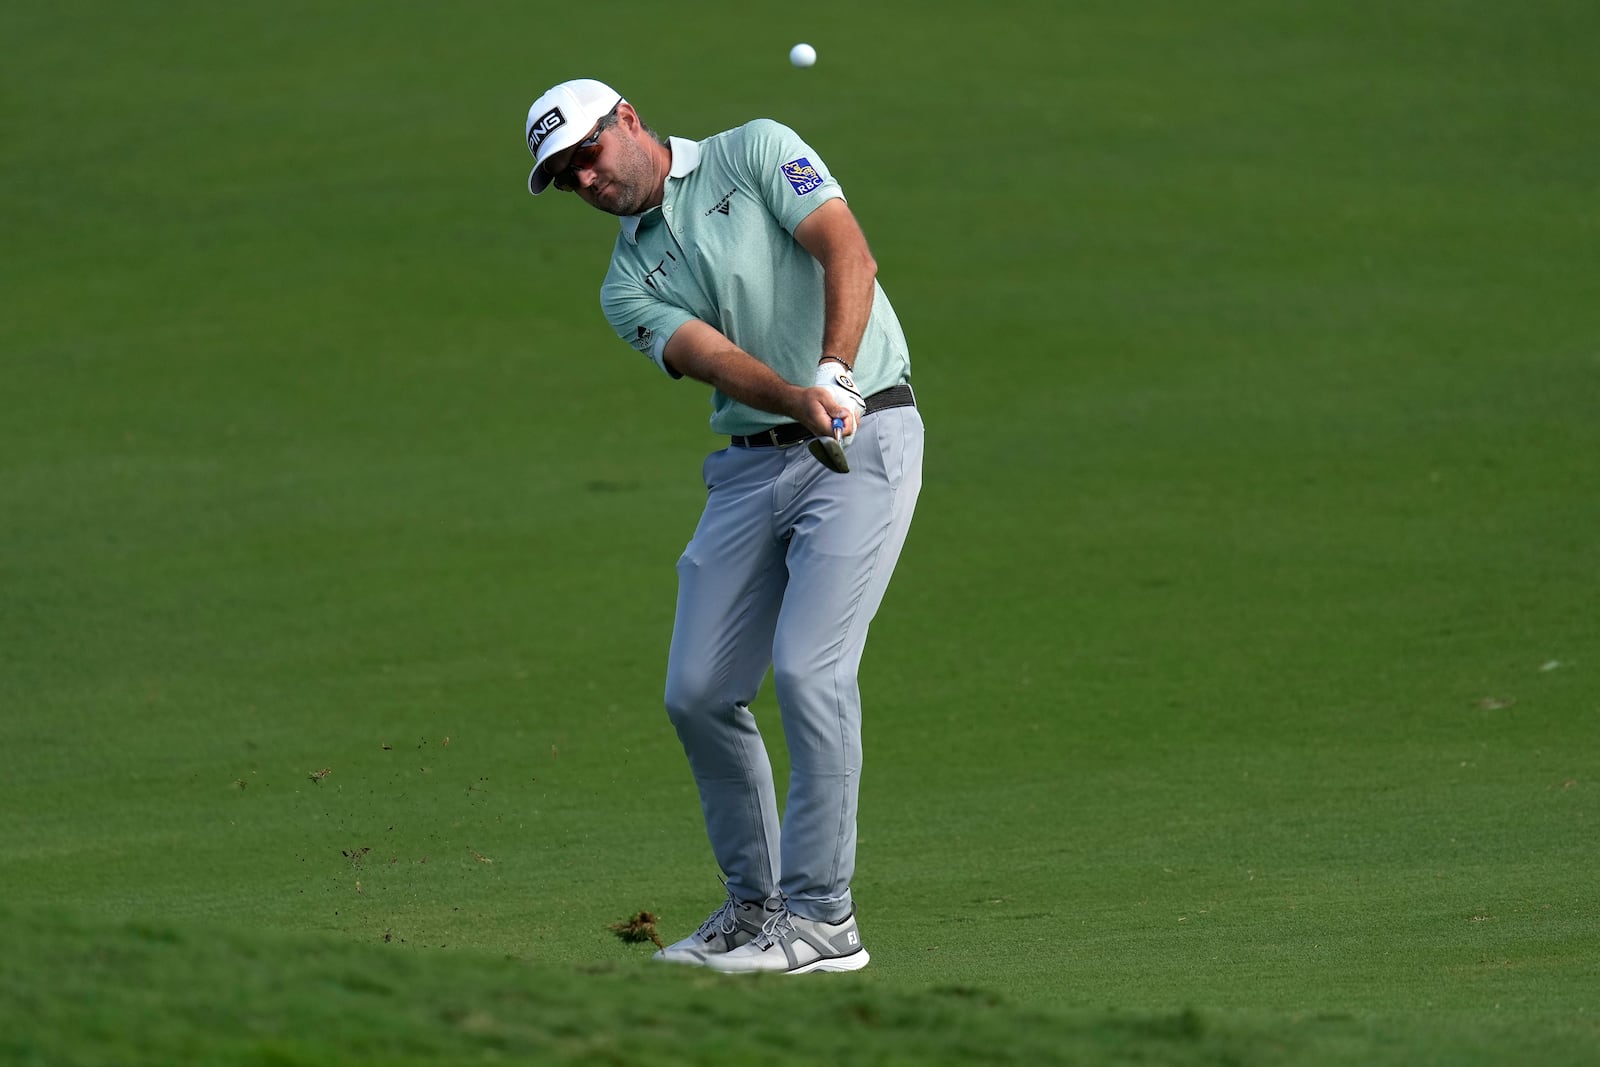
[781,157,824,195]
[527,107,566,153]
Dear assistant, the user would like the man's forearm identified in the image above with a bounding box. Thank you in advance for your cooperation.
[818,258,876,368]
[795,200,879,369]
[663,320,805,417]
[662,319,854,437]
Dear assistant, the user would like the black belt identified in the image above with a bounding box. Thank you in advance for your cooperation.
[729,384,916,448]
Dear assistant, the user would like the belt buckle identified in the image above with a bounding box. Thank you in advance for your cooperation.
[767,427,784,446]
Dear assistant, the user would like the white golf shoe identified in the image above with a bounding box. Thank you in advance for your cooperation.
[653,894,779,966]
[703,907,870,974]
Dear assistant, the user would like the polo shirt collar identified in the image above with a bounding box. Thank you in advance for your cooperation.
[621,136,701,245]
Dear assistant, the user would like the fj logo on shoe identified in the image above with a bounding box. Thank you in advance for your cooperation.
[847,931,858,945]
[781,157,824,195]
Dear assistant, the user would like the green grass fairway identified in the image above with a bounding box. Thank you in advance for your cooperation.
[7,908,1597,1067]
[3,0,1598,1063]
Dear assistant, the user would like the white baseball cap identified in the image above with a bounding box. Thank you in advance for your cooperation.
[525,78,624,195]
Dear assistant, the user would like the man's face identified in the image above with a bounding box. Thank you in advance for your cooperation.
[542,108,657,216]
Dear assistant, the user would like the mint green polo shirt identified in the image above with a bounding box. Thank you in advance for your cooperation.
[600,119,911,437]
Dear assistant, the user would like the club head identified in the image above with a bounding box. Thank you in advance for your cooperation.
[807,435,850,474]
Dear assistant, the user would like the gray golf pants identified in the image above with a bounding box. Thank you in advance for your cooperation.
[663,404,923,923]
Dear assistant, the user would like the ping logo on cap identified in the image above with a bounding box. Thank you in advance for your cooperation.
[527,107,567,154]
[781,157,823,196]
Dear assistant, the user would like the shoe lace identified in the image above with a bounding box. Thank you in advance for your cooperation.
[696,896,740,938]
[755,906,795,948]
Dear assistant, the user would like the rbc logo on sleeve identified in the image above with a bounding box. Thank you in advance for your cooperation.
[781,157,824,195]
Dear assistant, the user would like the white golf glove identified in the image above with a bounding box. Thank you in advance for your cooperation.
[814,362,865,445]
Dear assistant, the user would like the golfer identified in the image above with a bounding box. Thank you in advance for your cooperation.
[524,78,923,974]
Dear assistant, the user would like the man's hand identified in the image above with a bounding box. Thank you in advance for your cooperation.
[813,363,865,444]
[798,363,864,474]
[792,385,857,439]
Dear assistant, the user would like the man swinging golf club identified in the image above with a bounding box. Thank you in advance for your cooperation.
[524,78,924,973]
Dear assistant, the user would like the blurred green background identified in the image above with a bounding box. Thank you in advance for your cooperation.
[2,0,1597,1055]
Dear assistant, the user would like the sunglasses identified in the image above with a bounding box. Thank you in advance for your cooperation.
[545,102,620,192]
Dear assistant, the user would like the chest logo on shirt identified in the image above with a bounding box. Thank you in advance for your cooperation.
[781,158,824,196]
[704,188,738,217]
[642,249,679,291]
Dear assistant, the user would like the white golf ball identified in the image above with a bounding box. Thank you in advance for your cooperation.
[789,43,817,68]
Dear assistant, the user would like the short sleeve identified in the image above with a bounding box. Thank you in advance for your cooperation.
[738,118,845,235]
[600,260,695,379]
